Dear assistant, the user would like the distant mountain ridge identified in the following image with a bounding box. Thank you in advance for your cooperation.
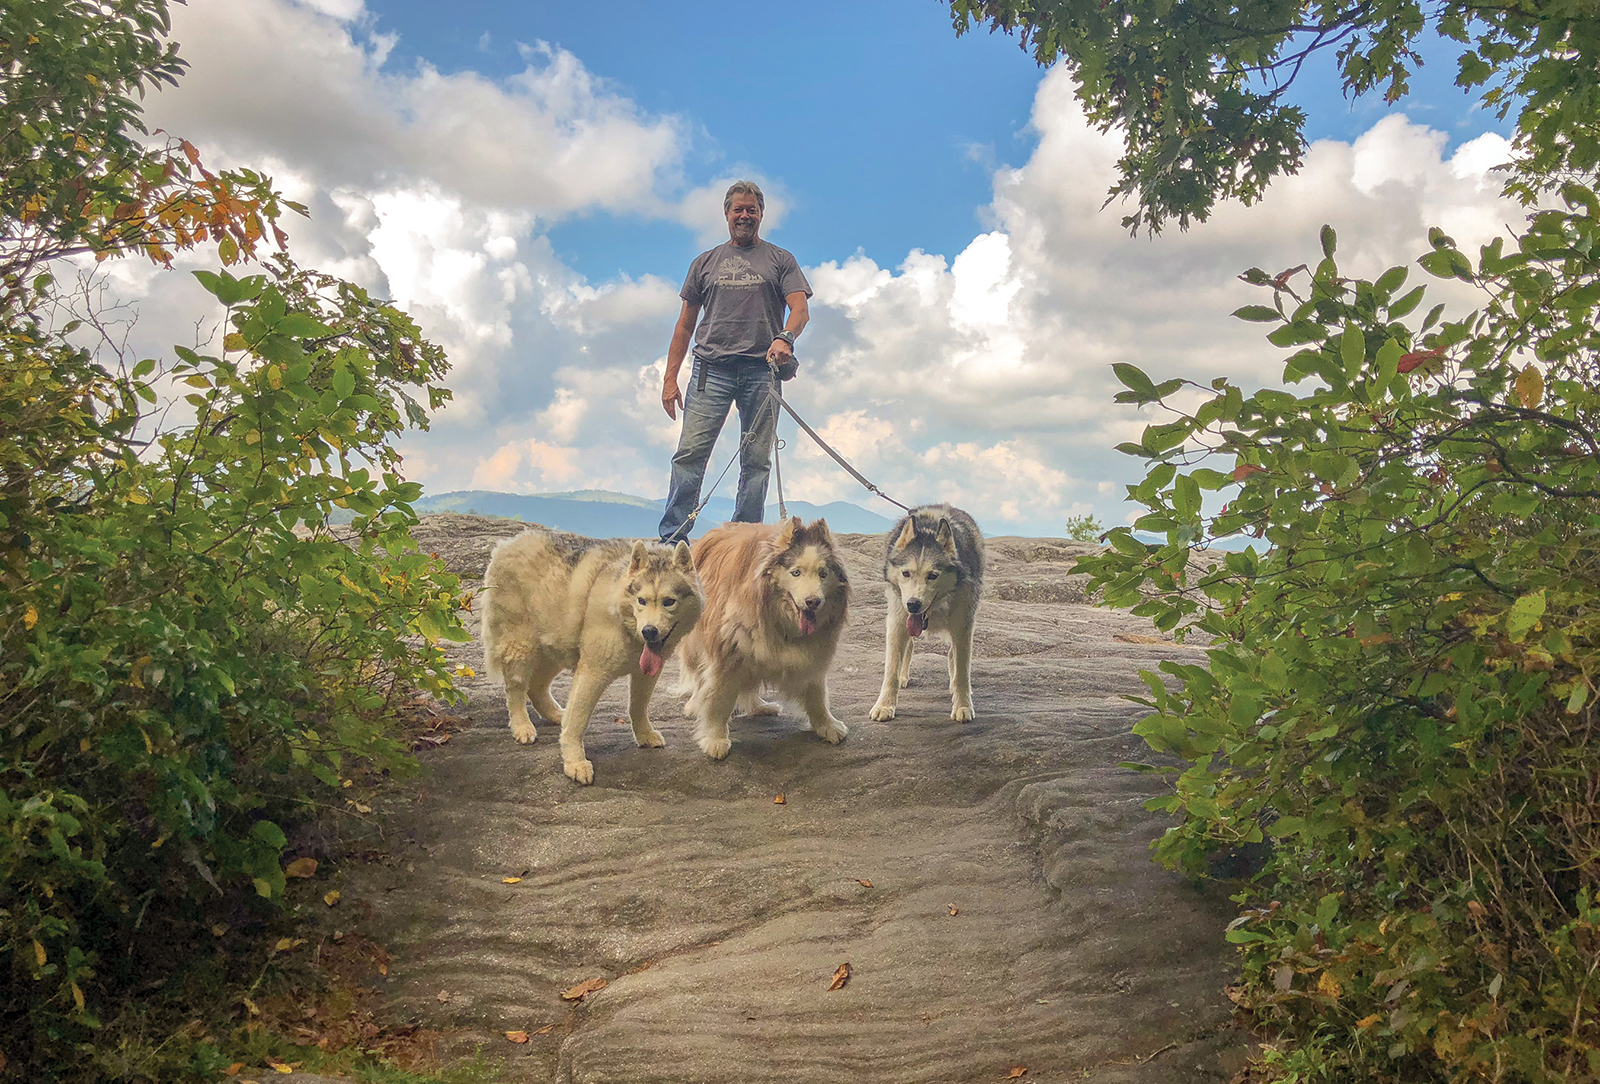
[402,489,898,538]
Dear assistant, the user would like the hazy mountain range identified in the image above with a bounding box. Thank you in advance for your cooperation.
[381,489,899,538]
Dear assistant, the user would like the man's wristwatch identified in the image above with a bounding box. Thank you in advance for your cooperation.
[773,330,796,347]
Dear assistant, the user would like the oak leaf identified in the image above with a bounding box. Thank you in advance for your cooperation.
[828,962,851,991]
[561,977,608,1002]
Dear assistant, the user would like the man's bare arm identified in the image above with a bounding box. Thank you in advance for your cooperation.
[767,291,810,366]
[662,300,700,420]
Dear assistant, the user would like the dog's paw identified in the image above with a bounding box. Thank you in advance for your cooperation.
[813,717,849,744]
[868,700,897,721]
[898,674,911,689]
[698,736,732,760]
[747,699,781,716]
[636,727,666,749]
[951,701,975,723]
[563,758,595,785]
[510,719,537,744]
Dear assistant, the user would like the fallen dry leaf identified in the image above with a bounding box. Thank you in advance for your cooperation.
[947,903,960,916]
[1006,1068,1029,1080]
[561,977,608,1002]
[1113,633,1166,644]
[224,1065,243,1077]
[856,879,873,888]
[773,793,786,805]
[1357,1013,1382,1028]
[534,1023,555,1035]
[267,1061,295,1075]
[323,889,341,907]
[504,1030,530,1044]
[211,924,228,937]
[273,937,305,953]
[241,997,260,1016]
[378,963,388,976]
[284,857,318,879]
[827,962,851,991]
[436,990,452,1003]
[502,877,523,884]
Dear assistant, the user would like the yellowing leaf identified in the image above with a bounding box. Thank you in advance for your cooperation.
[505,1030,530,1044]
[267,365,282,390]
[126,490,150,505]
[274,937,305,953]
[225,1064,244,1076]
[23,605,38,630]
[223,332,248,352]
[130,655,151,688]
[502,877,523,884]
[79,738,91,753]
[827,962,851,991]
[72,982,84,1010]
[33,940,46,967]
[323,889,341,907]
[268,1061,294,1074]
[242,996,261,1015]
[285,857,318,878]
[773,793,786,805]
[561,977,608,1002]
[1357,1013,1383,1028]
[245,429,261,445]
[1516,364,1544,409]
[211,924,228,937]
[1317,971,1342,998]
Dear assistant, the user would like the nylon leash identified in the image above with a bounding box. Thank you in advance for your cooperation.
[770,389,912,513]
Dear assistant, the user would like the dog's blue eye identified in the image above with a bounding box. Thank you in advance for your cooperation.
[790,568,801,577]
[663,598,675,606]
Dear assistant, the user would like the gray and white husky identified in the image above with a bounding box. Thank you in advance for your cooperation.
[868,504,985,723]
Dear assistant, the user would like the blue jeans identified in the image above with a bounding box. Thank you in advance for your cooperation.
[659,356,778,542]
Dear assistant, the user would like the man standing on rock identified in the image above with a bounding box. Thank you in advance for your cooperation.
[657,180,811,543]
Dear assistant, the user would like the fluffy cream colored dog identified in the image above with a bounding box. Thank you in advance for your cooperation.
[676,517,850,760]
[481,529,702,784]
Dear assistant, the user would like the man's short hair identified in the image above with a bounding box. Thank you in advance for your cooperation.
[723,180,765,214]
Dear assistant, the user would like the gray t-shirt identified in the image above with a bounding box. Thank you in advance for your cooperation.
[680,240,812,364]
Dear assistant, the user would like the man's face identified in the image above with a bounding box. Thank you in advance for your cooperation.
[725,192,762,245]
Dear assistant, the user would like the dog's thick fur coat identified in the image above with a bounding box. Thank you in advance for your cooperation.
[481,528,702,784]
[676,517,851,759]
[869,504,985,722]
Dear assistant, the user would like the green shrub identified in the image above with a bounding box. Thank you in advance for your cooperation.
[1078,208,1600,1081]
[0,2,468,1075]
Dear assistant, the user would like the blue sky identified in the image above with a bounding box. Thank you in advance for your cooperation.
[129,0,1520,536]
[360,1,1505,279]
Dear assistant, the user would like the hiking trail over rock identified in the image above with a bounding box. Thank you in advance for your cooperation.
[341,514,1248,1083]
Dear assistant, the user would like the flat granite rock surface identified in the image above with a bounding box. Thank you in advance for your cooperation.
[347,514,1245,1083]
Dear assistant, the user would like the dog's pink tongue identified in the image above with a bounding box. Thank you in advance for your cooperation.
[907,612,928,638]
[639,644,664,677]
[798,611,817,636]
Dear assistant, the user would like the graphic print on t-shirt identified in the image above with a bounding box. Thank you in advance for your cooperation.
[712,255,764,288]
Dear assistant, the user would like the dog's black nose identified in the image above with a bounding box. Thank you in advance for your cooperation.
[641,625,660,643]
[804,596,822,610]
[904,599,923,614]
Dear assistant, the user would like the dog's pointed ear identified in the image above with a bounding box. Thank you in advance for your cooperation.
[629,540,649,574]
[777,516,800,546]
[809,518,833,545]
[936,517,957,557]
[673,539,695,572]
[893,517,916,552]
